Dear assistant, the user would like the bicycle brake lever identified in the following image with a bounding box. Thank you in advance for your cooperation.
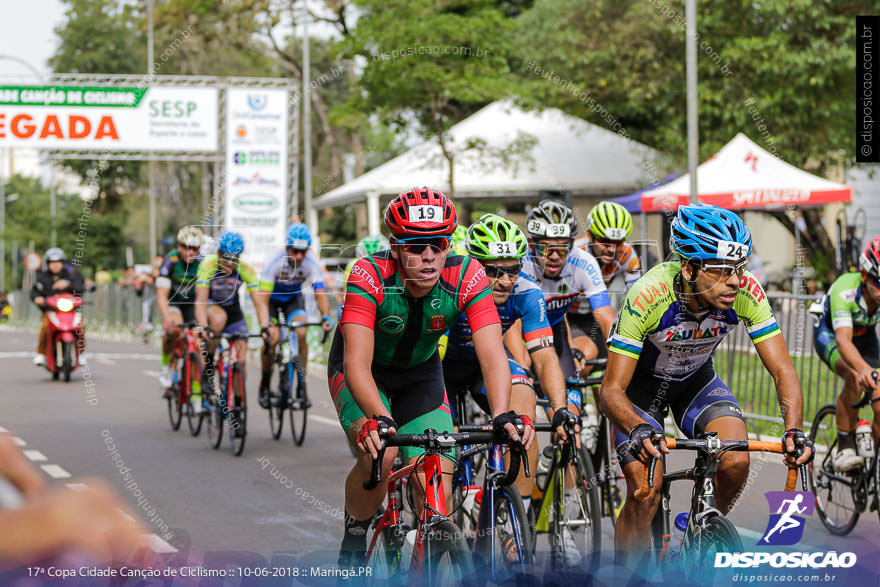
[362,445,386,490]
[800,463,807,492]
[521,446,531,478]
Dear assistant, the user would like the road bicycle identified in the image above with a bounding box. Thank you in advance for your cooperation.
[164,321,205,436]
[638,431,802,575]
[453,423,534,579]
[204,332,263,456]
[265,316,328,445]
[808,385,880,535]
[363,424,528,584]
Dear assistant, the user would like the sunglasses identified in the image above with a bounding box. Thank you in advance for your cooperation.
[701,259,748,278]
[595,237,624,247]
[287,248,308,256]
[394,236,451,254]
[532,242,572,257]
[483,262,522,278]
[219,253,240,262]
[178,244,200,252]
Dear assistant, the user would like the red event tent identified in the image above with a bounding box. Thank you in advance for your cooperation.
[640,133,851,212]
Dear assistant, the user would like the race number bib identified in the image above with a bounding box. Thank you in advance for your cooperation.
[487,241,518,257]
[716,240,747,261]
[409,205,443,223]
[605,227,627,240]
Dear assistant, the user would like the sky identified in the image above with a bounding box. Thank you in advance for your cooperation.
[0,0,64,79]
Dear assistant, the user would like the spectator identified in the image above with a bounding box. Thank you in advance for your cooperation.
[94,267,112,286]
[118,266,138,290]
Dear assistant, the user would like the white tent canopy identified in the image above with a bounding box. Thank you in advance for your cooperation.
[641,133,851,211]
[313,101,661,229]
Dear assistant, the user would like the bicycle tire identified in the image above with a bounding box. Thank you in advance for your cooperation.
[184,352,204,436]
[874,442,880,526]
[289,357,308,446]
[366,523,408,584]
[62,342,72,382]
[268,386,284,440]
[546,446,602,570]
[473,484,534,576]
[809,404,861,535]
[206,392,223,450]
[423,518,475,585]
[228,364,247,456]
[167,379,183,431]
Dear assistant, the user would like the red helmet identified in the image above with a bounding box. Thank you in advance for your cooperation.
[384,187,458,237]
[861,237,880,277]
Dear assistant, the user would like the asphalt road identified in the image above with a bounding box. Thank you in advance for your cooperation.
[1,326,879,583]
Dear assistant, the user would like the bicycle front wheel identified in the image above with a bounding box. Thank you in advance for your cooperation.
[424,519,474,585]
[681,512,742,564]
[289,357,308,446]
[547,447,602,571]
[184,352,204,436]
[206,393,223,449]
[809,404,861,535]
[166,380,182,431]
[228,364,247,456]
[474,484,534,576]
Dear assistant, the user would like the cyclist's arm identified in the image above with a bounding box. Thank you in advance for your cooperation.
[593,305,615,340]
[754,333,804,431]
[472,323,512,417]
[155,285,172,322]
[342,323,390,420]
[315,285,331,319]
[247,287,270,329]
[194,285,209,329]
[834,326,876,381]
[597,351,644,432]
[530,347,566,412]
[503,319,530,368]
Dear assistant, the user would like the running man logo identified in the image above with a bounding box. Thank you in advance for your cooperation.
[759,491,815,546]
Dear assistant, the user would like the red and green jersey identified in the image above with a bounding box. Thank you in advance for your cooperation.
[332,251,499,370]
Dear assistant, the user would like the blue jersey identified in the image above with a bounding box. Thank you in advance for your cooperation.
[445,273,554,361]
[259,249,325,302]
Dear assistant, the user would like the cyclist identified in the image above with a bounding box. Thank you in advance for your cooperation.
[598,203,813,563]
[329,187,535,565]
[450,223,468,255]
[520,199,614,404]
[569,201,642,365]
[31,248,86,367]
[442,213,576,557]
[257,223,333,409]
[155,226,204,393]
[194,231,271,408]
[812,238,880,472]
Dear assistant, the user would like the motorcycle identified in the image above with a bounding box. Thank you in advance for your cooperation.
[42,293,84,382]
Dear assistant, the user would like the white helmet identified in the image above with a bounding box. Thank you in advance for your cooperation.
[177,226,204,248]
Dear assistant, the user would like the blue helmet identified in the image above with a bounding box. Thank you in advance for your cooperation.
[286,223,312,249]
[670,204,752,261]
[217,231,245,256]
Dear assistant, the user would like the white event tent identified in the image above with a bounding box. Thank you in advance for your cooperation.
[313,100,661,233]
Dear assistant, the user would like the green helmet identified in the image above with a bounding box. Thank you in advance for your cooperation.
[451,224,469,255]
[587,201,633,240]
[356,234,390,258]
[465,214,528,260]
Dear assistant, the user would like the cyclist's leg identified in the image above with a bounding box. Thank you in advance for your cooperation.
[860,337,880,441]
[296,325,309,370]
[223,317,250,376]
[260,300,284,393]
[204,304,228,365]
[552,320,581,413]
[613,398,665,564]
[815,322,862,448]
[672,365,748,514]
[164,306,186,367]
[569,313,600,377]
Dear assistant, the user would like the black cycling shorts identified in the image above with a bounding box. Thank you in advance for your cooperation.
[269,296,306,325]
[169,302,196,324]
[568,313,607,360]
[551,319,578,379]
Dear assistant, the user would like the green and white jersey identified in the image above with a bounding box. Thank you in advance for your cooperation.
[821,272,880,335]
[608,262,780,381]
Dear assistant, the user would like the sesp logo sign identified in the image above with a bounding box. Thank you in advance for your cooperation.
[760,491,815,546]
[247,94,268,111]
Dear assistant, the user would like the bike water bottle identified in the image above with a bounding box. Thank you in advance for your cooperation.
[536,446,555,492]
[460,485,482,536]
[667,512,689,560]
[855,419,874,458]
[399,528,418,573]
[280,341,291,365]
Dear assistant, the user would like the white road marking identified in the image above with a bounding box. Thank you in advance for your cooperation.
[11,436,26,447]
[66,483,89,491]
[0,425,6,432]
[96,358,116,365]
[143,370,160,378]
[0,351,158,360]
[23,450,47,462]
[116,507,136,522]
[308,414,340,427]
[143,534,178,554]
[40,464,72,479]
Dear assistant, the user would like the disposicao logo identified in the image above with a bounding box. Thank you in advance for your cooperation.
[760,491,814,546]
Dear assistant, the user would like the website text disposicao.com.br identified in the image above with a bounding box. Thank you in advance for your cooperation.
[716,551,856,583]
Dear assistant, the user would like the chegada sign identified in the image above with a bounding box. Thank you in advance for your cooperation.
[0,85,217,151]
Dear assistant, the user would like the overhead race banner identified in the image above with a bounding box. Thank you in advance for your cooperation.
[0,85,217,150]
[223,88,288,273]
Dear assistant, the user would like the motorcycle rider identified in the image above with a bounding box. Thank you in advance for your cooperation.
[30,248,86,367]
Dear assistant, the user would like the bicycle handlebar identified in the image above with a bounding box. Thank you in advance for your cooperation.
[634,436,803,501]
[362,426,529,490]
[286,321,331,344]
[852,371,880,409]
